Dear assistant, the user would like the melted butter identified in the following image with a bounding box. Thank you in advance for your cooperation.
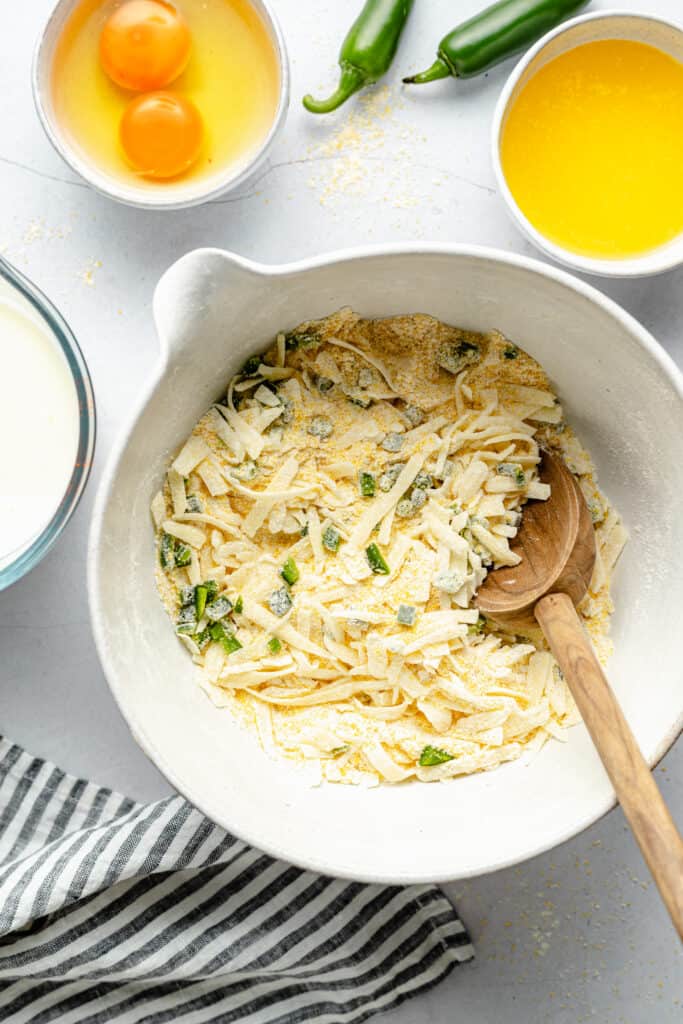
[501,39,683,258]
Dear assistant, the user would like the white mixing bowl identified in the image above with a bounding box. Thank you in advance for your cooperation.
[88,245,683,882]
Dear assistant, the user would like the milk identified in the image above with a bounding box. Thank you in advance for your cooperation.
[0,297,79,570]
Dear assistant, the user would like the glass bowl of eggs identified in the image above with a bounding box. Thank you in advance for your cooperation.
[33,0,289,209]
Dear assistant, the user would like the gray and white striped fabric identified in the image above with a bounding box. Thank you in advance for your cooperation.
[0,738,473,1023]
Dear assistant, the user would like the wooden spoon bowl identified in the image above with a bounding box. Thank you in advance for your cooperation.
[477,451,594,632]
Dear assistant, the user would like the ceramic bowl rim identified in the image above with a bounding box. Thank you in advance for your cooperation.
[491,9,683,278]
[31,0,290,211]
[88,242,683,883]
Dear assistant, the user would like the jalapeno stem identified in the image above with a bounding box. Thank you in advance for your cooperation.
[303,64,368,114]
[403,57,451,85]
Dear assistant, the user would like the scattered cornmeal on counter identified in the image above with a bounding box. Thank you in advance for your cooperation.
[501,39,683,258]
[152,309,627,785]
[52,0,280,184]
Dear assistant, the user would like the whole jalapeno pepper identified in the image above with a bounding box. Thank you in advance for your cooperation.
[304,0,414,113]
[404,0,588,85]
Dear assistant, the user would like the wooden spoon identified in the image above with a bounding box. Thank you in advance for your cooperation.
[477,450,683,940]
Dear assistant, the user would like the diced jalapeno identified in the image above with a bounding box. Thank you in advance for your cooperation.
[359,471,376,498]
[176,605,197,635]
[285,329,321,351]
[437,338,481,375]
[160,533,175,569]
[308,416,333,439]
[366,542,390,575]
[194,628,212,651]
[378,463,405,491]
[195,580,218,620]
[194,585,209,619]
[234,595,244,614]
[395,498,414,518]
[208,621,242,654]
[434,571,465,594]
[343,386,373,408]
[221,634,242,654]
[269,587,292,617]
[279,397,294,425]
[280,557,299,586]
[208,621,227,642]
[179,585,195,607]
[241,354,262,377]
[174,543,192,568]
[468,616,485,635]
[413,471,432,490]
[381,432,403,452]
[322,526,341,552]
[175,623,196,637]
[268,636,282,654]
[419,745,454,767]
[205,595,233,622]
[410,488,427,510]
[397,604,416,626]
[403,403,423,426]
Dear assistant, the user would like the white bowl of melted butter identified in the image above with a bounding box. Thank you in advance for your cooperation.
[0,258,95,588]
[89,244,683,883]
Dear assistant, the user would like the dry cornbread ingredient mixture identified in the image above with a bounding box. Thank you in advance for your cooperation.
[152,309,626,785]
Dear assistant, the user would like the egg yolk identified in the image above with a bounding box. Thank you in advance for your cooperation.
[120,91,203,178]
[100,0,191,91]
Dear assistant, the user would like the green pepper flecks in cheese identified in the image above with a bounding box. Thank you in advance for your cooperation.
[153,309,626,786]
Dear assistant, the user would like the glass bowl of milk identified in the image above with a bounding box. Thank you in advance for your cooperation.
[0,256,95,590]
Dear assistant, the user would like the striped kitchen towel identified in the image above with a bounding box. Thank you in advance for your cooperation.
[0,738,473,1023]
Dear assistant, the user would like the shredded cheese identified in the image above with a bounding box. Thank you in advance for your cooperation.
[172,435,212,476]
[243,457,300,537]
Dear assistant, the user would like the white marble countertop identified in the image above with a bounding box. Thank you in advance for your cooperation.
[2,0,682,1019]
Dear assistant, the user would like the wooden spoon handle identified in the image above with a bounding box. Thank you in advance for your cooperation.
[535,591,683,940]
